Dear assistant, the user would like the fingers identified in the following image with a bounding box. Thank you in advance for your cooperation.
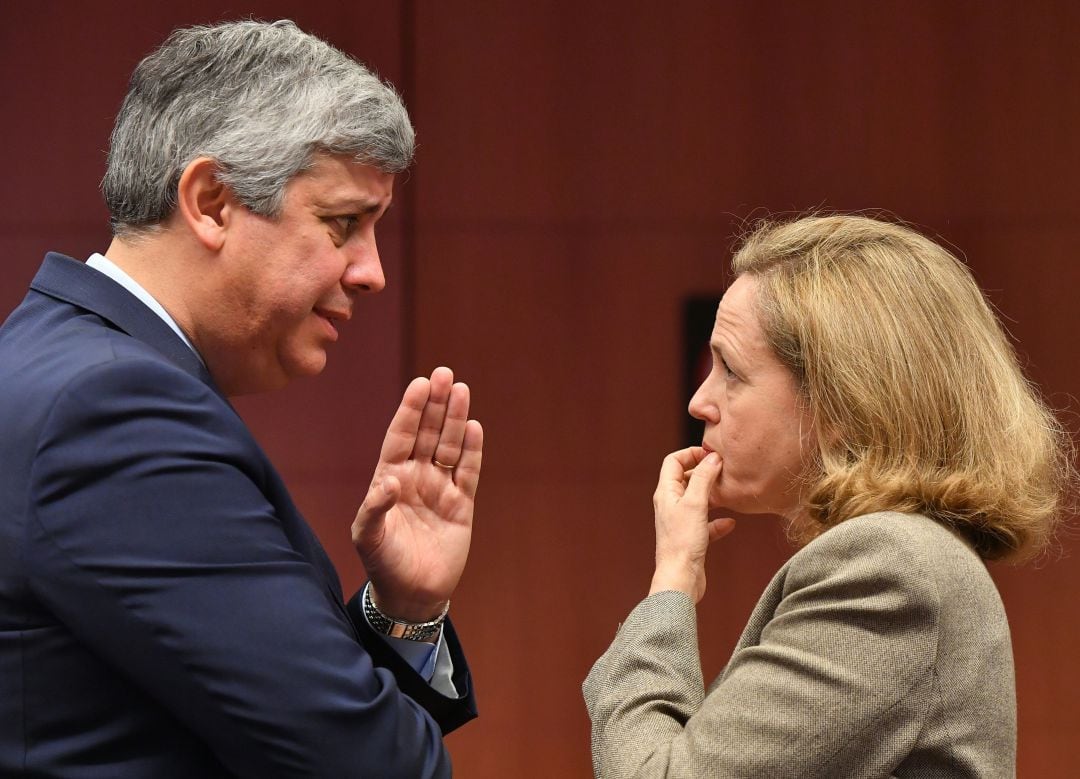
[412,367,455,460]
[432,382,470,466]
[378,376,432,464]
[707,516,737,543]
[411,368,478,474]
[453,420,483,498]
[378,367,480,479]
[656,446,708,499]
[682,452,722,508]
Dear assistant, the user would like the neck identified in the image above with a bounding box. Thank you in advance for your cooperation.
[104,230,201,341]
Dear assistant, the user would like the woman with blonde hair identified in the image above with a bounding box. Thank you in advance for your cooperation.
[584,214,1073,777]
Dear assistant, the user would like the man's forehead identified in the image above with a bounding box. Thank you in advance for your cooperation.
[291,155,395,205]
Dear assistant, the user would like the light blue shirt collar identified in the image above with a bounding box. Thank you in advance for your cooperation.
[85,253,202,361]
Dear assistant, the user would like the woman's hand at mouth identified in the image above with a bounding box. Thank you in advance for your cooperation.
[650,446,737,603]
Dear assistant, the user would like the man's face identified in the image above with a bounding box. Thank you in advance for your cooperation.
[198,154,394,395]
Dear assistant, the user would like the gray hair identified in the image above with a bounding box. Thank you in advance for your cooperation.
[102,19,415,236]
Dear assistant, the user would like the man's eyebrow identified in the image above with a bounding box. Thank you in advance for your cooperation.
[317,198,391,214]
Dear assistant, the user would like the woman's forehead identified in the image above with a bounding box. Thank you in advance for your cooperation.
[713,276,761,340]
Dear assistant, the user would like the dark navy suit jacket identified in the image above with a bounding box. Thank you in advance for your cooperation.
[0,254,476,777]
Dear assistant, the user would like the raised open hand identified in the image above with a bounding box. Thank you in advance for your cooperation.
[352,367,483,622]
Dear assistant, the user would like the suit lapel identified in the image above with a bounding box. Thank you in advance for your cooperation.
[30,252,214,387]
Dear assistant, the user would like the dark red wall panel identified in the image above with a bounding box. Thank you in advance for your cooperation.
[409,3,1080,776]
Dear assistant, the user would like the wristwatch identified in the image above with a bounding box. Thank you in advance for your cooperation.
[361,582,449,641]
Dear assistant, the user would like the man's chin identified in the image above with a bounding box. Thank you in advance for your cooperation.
[286,351,329,380]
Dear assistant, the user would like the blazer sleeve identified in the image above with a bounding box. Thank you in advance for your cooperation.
[583,520,942,779]
[25,356,465,778]
[346,595,476,734]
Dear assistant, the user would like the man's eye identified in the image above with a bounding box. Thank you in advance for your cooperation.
[329,215,359,236]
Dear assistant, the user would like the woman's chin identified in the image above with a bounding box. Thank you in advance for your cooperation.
[708,483,728,511]
[707,494,736,519]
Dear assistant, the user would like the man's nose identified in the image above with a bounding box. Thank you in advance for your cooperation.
[343,240,386,293]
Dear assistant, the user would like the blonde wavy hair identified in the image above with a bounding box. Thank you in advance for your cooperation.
[732,214,1074,561]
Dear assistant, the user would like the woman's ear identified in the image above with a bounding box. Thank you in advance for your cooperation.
[175,157,232,251]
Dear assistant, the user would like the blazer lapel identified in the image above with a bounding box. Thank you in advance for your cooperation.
[30,252,214,386]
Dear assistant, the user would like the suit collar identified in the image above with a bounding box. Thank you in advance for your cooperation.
[31,252,215,387]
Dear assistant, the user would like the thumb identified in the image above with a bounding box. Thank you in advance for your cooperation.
[353,475,400,543]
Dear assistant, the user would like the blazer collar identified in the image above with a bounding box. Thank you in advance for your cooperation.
[31,252,215,387]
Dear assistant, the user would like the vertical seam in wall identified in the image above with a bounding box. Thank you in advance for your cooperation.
[399,0,417,383]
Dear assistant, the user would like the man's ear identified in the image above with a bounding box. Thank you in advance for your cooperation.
[176,157,234,251]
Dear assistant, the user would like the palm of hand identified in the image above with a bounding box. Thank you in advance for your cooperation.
[363,460,474,602]
[351,367,483,620]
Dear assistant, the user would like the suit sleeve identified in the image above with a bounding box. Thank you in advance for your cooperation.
[583,522,941,778]
[26,357,469,778]
[347,594,475,733]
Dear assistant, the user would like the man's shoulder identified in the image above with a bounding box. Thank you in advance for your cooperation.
[1,290,186,396]
[0,294,229,465]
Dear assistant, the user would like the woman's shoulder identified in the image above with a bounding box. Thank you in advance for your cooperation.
[785,511,998,605]
[798,511,979,562]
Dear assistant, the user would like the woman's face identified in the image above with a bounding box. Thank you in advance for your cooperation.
[689,274,814,519]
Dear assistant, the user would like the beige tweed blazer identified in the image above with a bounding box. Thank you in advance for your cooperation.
[584,512,1016,778]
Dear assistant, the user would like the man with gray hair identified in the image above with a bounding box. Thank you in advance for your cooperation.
[0,20,481,777]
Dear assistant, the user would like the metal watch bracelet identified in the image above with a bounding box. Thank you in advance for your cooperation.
[361,582,448,641]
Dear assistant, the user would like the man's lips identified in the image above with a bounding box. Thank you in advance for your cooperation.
[314,307,350,340]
